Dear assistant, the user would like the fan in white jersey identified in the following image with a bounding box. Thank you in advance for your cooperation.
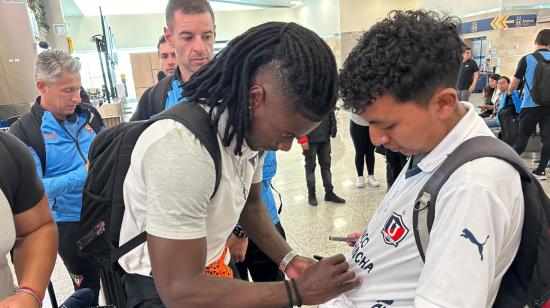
[323,10,524,308]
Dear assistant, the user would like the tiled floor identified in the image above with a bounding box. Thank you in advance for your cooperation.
[43,94,550,307]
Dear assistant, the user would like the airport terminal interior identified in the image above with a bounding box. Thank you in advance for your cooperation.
[1,0,550,307]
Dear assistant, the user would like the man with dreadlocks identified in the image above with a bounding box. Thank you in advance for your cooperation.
[118,21,361,307]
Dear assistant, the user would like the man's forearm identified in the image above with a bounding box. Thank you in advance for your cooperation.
[160,274,290,308]
[13,221,57,298]
[471,72,479,90]
[509,77,520,94]
[43,165,87,198]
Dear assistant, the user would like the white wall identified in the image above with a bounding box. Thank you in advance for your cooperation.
[340,0,420,33]
[296,0,340,37]
[66,8,297,52]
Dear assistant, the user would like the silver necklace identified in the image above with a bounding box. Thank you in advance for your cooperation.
[229,154,249,200]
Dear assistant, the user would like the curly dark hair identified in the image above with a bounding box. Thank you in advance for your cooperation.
[339,10,464,113]
[182,22,338,155]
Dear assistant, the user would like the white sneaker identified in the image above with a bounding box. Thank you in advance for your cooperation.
[355,176,365,188]
[367,175,380,187]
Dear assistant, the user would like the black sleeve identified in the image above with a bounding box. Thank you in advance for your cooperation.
[0,132,44,215]
[329,111,337,138]
[8,119,28,144]
[89,104,106,131]
[130,87,154,121]
[514,56,527,79]
[472,60,479,73]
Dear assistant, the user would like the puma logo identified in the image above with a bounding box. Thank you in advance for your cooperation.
[461,228,489,261]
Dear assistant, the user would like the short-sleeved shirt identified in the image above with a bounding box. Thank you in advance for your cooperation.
[0,132,44,299]
[119,109,263,276]
[456,59,479,90]
[513,48,550,109]
[321,102,523,307]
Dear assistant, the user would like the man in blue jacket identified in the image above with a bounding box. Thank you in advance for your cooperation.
[10,50,104,305]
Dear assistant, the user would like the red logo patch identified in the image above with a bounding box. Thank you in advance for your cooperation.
[381,212,409,247]
[44,133,58,139]
[85,124,93,133]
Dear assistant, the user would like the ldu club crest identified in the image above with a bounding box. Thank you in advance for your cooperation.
[381,212,409,247]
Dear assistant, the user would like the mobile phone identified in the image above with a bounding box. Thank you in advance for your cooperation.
[329,236,352,242]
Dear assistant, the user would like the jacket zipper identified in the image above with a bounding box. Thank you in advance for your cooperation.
[60,111,90,164]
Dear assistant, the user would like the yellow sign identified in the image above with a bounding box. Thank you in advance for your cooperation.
[491,16,516,29]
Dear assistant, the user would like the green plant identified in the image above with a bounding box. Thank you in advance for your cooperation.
[28,0,49,31]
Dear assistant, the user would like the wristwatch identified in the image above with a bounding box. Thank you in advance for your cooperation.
[279,250,299,272]
[232,224,247,239]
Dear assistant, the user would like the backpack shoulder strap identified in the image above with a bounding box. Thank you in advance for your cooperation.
[150,74,176,116]
[413,136,530,261]
[111,103,222,263]
[18,113,46,175]
[532,51,550,64]
[158,102,222,196]
[111,103,221,263]
[80,103,104,133]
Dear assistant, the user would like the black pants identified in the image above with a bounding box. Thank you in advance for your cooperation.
[302,141,333,194]
[385,149,408,189]
[57,222,101,306]
[512,106,550,171]
[123,273,165,308]
[349,121,376,177]
[235,222,286,282]
[123,258,241,307]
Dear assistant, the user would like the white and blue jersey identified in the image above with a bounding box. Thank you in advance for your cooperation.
[321,103,523,308]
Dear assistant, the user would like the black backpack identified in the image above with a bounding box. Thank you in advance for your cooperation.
[498,95,520,147]
[129,72,175,121]
[525,51,550,107]
[77,102,221,306]
[413,136,550,307]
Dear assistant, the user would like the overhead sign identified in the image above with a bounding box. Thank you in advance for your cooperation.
[462,14,538,34]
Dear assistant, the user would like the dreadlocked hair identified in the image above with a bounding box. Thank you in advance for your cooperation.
[182,21,338,155]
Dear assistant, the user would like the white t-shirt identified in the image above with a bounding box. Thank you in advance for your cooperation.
[349,111,370,126]
[119,111,263,276]
[322,102,524,308]
[491,89,502,105]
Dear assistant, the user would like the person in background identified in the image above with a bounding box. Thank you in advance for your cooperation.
[0,132,57,308]
[298,110,346,206]
[349,111,380,189]
[456,47,479,102]
[130,0,216,121]
[508,29,550,180]
[479,73,500,118]
[156,35,177,81]
[9,50,104,306]
[484,76,510,128]
[480,58,493,78]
